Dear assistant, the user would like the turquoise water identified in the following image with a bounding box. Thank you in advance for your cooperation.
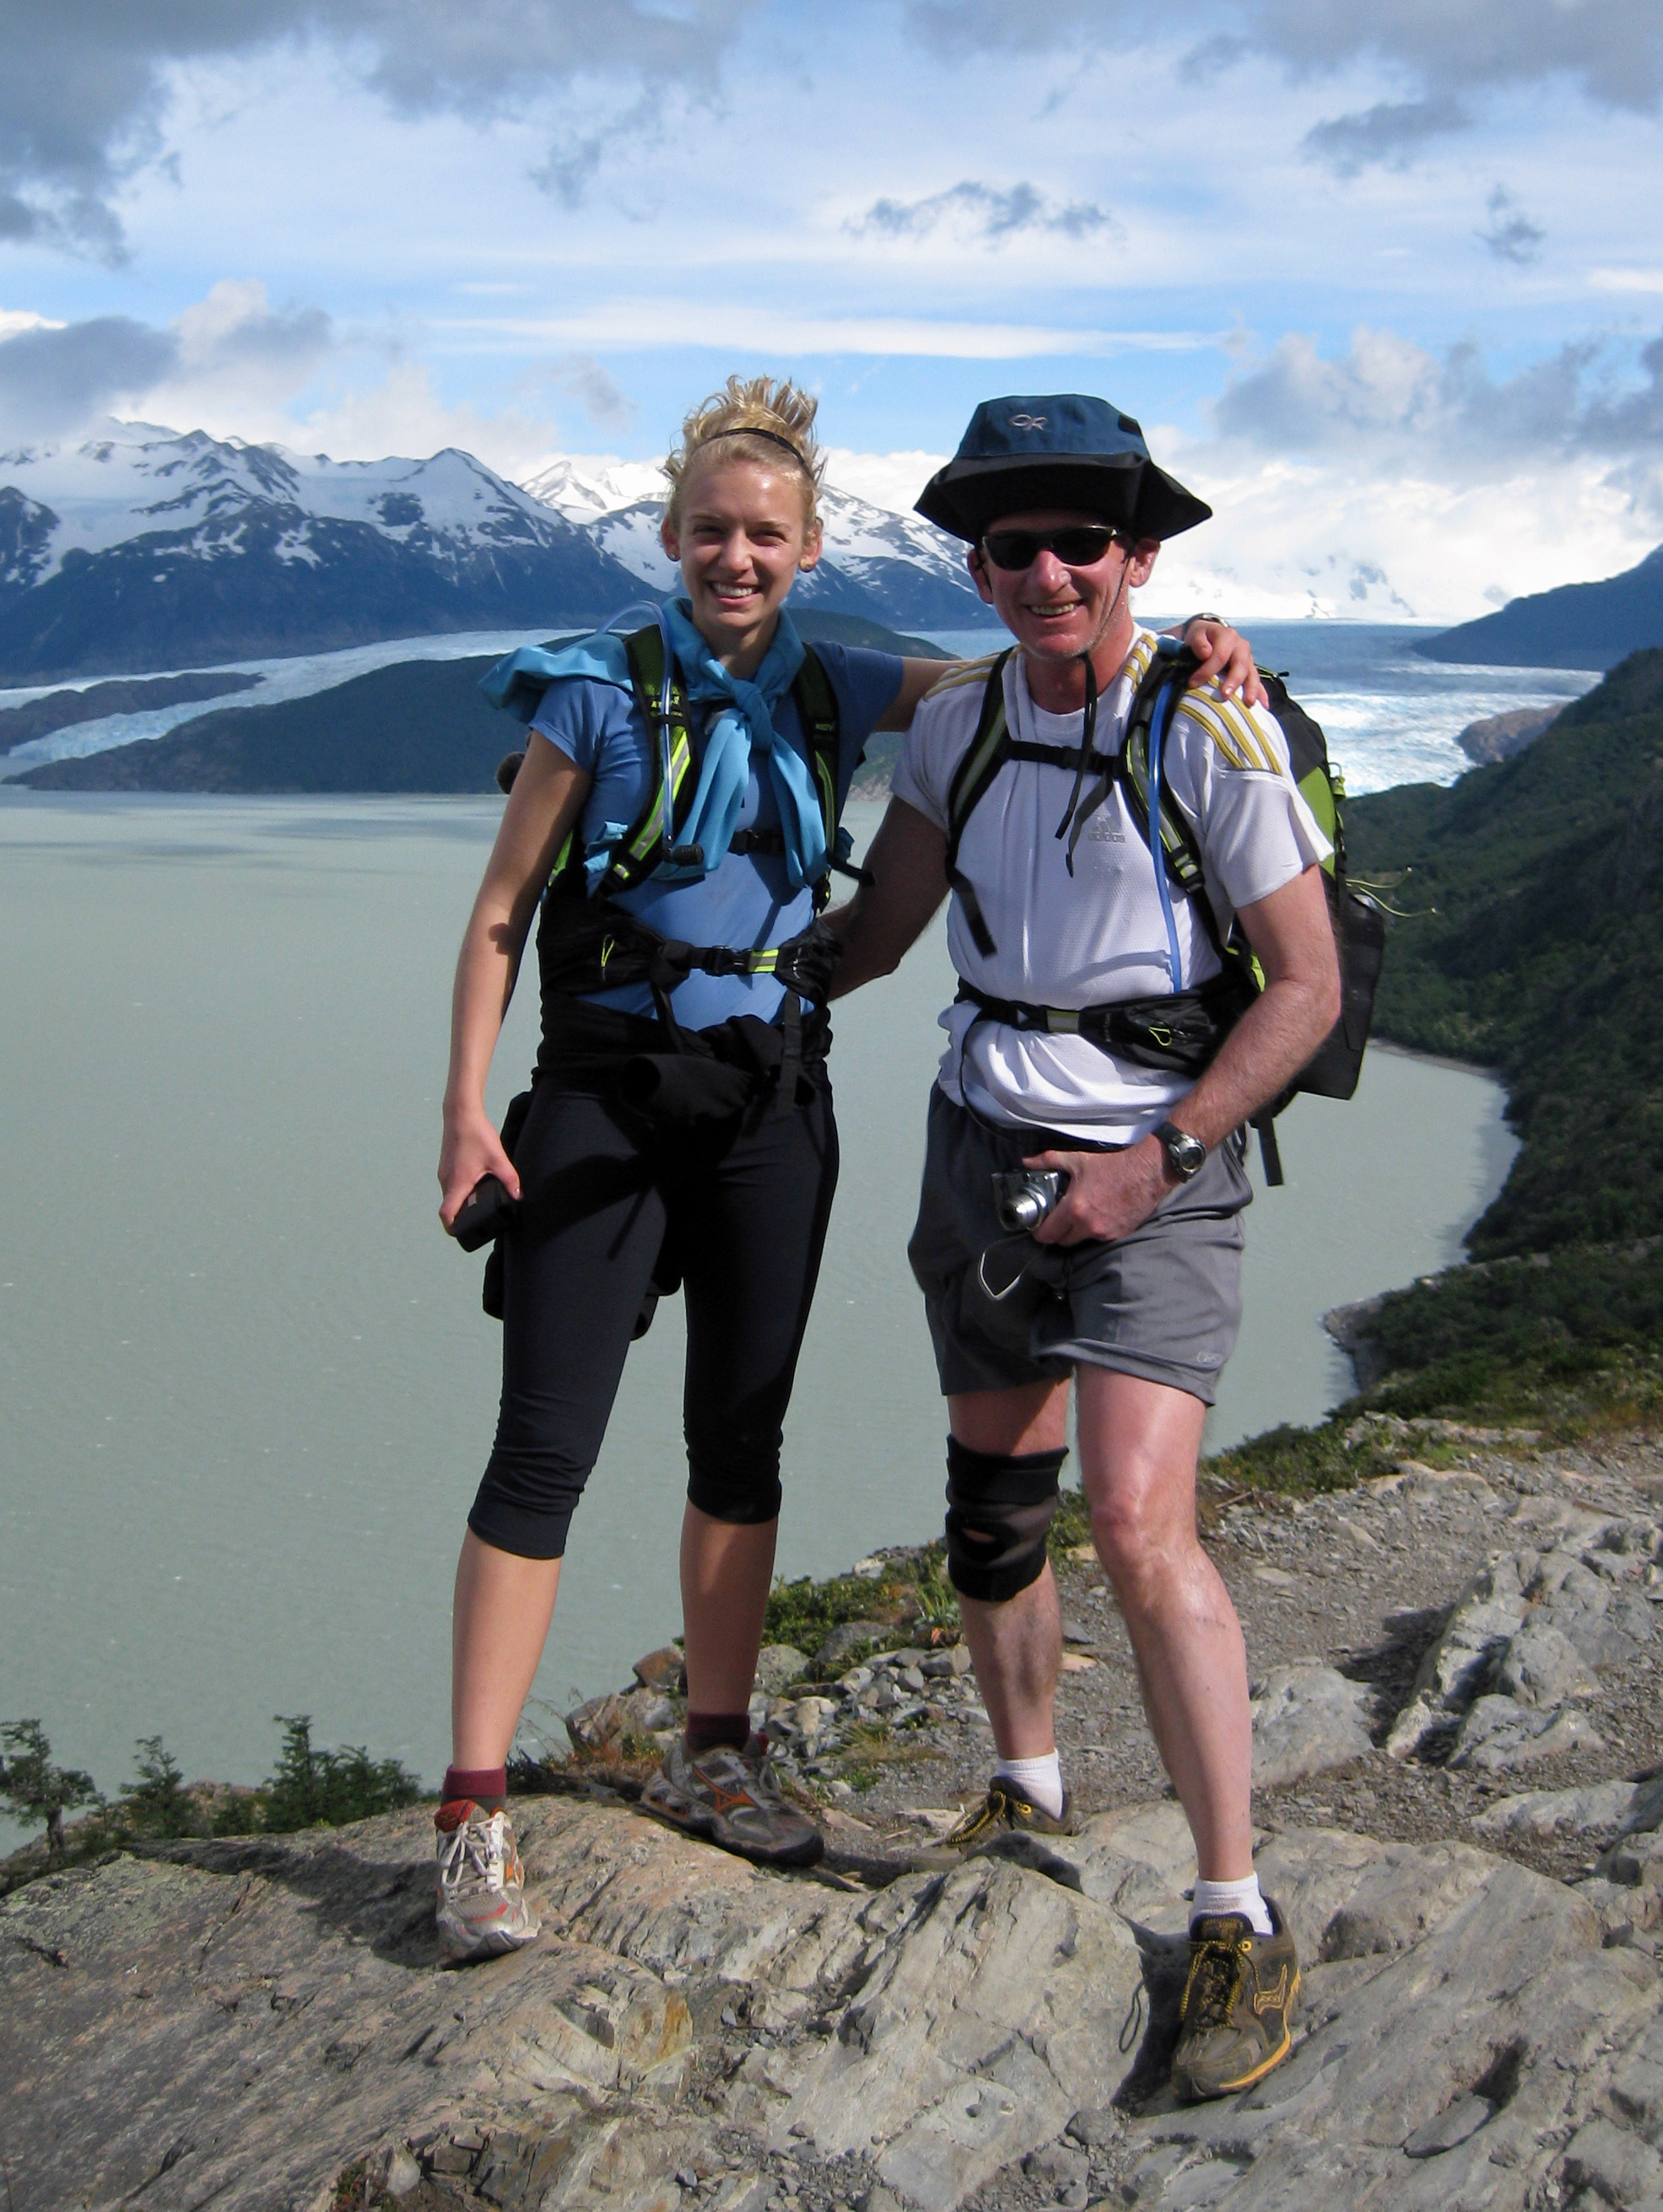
[0,793,1513,1820]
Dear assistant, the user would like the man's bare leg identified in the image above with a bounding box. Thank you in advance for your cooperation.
[949,1380,1069,1762]
[1074,1363,1254,1880]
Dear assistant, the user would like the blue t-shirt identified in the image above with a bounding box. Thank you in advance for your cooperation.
[529,640,903,1028]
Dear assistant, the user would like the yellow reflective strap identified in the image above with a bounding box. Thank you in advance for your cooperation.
[750,948,780,974]
[814,750,837,841]
[1045,1008,1081,1034]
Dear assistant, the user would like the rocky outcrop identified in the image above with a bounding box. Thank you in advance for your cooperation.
[1384,1493,1657,1778]
[4,1436,1660,2210]
[1455,704,1563,763]
[3,1780,1661,2212]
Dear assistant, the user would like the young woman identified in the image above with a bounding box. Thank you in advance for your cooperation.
[429,376,1256,1962]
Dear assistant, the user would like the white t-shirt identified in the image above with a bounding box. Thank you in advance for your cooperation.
[892,628,1331,1142]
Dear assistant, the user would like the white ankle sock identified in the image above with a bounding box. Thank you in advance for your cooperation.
[1190,1874,1273,1936]
[993,1751,1064,1819]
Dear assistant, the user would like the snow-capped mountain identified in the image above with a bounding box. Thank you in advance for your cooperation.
[519,463,996,634]
[0,423,646,682]
[520,455,666,522]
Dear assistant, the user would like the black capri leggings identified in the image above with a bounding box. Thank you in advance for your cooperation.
[468,1076,840,1559]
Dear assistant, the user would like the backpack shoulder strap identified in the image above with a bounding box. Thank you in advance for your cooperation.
[585,624,699,896]
[942,650,1015,957]
[791,644,841,855]
[1119,648,1218,942]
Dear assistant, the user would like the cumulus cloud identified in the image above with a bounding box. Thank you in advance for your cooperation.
[1214,324,1663,476]
[1302,96,1468,175]
[1252,0,1663,111]
[850,181,1115,245]
[1477,186,1547,265]
[0,283,338,444]
[0,1,763,255]
[904,1,1663,126]
[0,316,179,435]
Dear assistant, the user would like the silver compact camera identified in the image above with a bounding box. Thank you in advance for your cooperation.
[991,1167,1070,1234]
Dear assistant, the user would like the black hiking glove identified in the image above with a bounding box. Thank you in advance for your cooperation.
[772,917,845,1003]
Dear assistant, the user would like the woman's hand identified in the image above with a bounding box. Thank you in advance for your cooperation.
[1179,618,1267,709]
[439,1103,521,1233]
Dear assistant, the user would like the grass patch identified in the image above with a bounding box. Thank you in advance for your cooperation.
[763,1542,961,1657]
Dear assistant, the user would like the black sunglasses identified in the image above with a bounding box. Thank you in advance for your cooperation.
[979,525,1126,571]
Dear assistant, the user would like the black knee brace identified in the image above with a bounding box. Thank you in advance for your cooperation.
[943,1436,1067,1604]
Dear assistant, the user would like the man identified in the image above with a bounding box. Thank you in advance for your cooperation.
[829,397,1340,2102]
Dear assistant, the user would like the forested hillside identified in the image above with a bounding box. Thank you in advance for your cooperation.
[1326,649,1663,1426]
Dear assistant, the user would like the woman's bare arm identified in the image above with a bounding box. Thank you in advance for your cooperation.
[438,735,591,1227]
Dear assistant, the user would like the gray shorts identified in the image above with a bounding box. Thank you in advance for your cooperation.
[906,1087,1252,1405]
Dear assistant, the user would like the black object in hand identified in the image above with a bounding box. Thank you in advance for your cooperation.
[451,1173,516,1252]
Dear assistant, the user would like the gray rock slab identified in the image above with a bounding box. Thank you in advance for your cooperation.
[767,1854,1143,2209]
[1249,1663,1374,1788]
[754,1644,812,1696]
[1473,1778,1639,1841]
[1385,1557,1529,1758]
[1402,2091,1493,2157]
[1563,2115,1663,2208]
[6,1785,1663,2212]
[1618,1772,1663,1840]
[1449,1693,1606,1772]
[1495,1620,1600,1707]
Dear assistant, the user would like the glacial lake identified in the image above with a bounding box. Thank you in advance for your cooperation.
[0,793,1515,1816]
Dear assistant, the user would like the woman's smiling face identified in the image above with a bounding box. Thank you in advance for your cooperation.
[660,454,822,661]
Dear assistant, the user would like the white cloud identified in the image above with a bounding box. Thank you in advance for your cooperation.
[0,310,65,343]
[1591,268,1663,294]
[820,447,951,515]
[1131,441,1652,624]
[441,305,1219,359]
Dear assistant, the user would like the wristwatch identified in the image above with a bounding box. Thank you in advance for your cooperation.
[1154,1119,1207,1182]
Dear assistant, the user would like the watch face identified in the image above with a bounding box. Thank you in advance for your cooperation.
[1164,1126,1206,1178]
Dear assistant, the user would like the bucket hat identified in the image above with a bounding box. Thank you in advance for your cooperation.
[915,394,1211,543]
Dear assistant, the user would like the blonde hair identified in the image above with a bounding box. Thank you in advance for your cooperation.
[663,375,825,535]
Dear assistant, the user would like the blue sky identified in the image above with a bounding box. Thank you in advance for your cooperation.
[3,0,1661,618]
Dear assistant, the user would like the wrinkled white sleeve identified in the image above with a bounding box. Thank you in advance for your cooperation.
[889,693,956,832]
[1163,692,1331,914]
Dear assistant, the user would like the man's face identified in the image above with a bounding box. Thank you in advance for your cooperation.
[969,508,1159,665]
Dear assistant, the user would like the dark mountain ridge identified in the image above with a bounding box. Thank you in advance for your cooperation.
[1418,543,1663,670]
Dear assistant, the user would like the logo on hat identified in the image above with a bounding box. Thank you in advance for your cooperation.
[1008,413,1047,429]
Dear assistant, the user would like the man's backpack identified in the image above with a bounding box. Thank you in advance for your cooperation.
[944,639,1385,1184]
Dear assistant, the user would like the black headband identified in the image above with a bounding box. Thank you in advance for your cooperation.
[710,425,808,470]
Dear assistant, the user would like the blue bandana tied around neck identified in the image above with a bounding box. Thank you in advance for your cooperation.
[479,598,829,892]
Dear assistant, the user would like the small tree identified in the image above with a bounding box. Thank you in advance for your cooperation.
[263,1716,421,1833]
[0,1720,100,1857]
[120,1737,203,1840]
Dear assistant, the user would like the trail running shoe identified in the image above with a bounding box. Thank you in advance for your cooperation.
[434,1799,542,1964]
[911,1779,1077,1871]
[640,1735,824,1869]
[1170,1899,1300,2102]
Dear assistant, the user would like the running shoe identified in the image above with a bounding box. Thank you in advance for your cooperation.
[434,1799,542,1964]
[910,1779,1077,1870]
[640,1735,824,1868]
[1170,1900,1300,2102]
